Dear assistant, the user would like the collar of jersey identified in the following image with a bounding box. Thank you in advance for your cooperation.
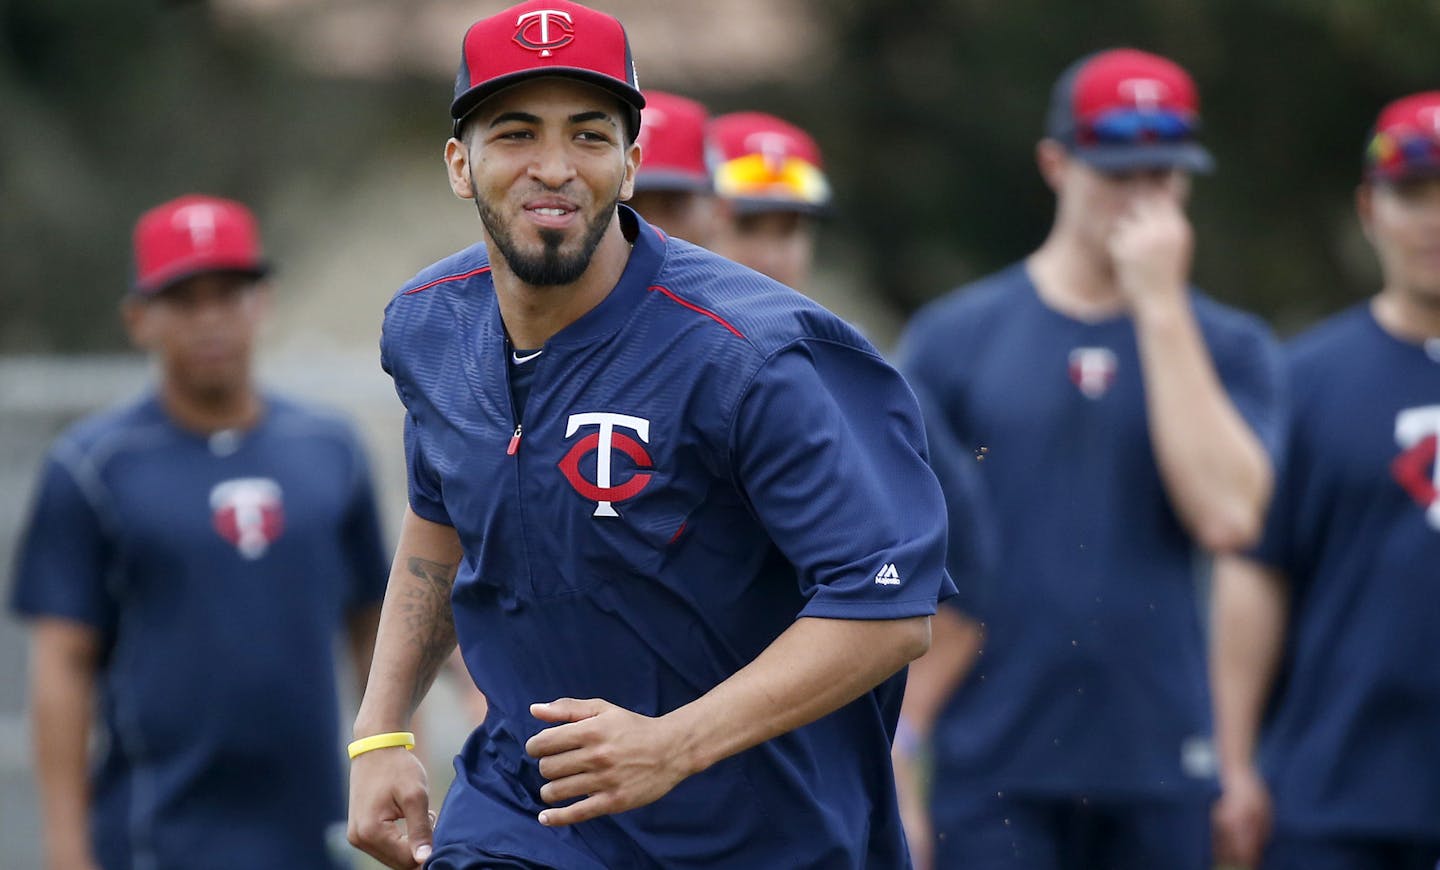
[497,204,668,350]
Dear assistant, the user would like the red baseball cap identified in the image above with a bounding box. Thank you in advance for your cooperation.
[708,111,832,214]
[634,90,710,192]
[451,0,644,140]
[132,195,268,296]
[1365,92,1440,182]
[1046,48,1214,174]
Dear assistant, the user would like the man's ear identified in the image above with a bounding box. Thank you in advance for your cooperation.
[1036,139,1068,194]
[619,139,642,202]
[445,137,476,201]
[121,296,153,352]
[1356,182,1376,244]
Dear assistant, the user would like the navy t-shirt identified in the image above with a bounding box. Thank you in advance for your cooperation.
[9,394,389,870]
[898,262,1285,802]
[1252,304,1440,839]
[383,206,956,869]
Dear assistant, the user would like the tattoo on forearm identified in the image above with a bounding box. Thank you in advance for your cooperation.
[401,556,458,710]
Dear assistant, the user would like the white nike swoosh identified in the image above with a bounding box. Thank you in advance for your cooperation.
[512,350,544,364]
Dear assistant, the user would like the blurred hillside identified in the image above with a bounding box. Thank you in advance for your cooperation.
[5,0,1439,354]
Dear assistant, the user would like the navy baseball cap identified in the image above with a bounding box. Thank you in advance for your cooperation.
[1046,48,1214,174]
[451,0,644,140]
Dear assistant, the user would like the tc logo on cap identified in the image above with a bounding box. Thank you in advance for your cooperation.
[1118,78,1169,111]
[514,9,574,56]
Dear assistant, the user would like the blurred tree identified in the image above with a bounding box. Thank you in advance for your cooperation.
[0,0,434,352]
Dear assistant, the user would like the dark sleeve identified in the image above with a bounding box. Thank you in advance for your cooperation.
[341,433,391,611]
[905,385,998,620]
[382,300,453,527]
[8,450,117,631]
[1248,360,1301,574]
[730,341,956,619]
[403,409,453,527]
[1213,319,1289,466]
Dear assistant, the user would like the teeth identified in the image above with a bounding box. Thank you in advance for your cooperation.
[534,207,567,216]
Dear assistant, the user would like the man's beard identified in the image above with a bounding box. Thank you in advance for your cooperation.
[475,185,620,286]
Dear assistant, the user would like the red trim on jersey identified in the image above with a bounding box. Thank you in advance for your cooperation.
[404,265,492,295]
[648,285,746,339]
[668,521,687,545]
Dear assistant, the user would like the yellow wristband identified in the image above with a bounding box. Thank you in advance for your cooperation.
[347,731,416,760]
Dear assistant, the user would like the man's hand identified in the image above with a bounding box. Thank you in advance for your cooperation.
[1212,764,1273,869]
[347,747,435,869]
[1108,193,1193,311]
[525,698,695,827]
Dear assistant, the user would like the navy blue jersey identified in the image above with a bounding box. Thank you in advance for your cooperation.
[1252,304,1440,839]
[382,206,955,868]
[9,394,389,870]
[899,263,1285,801]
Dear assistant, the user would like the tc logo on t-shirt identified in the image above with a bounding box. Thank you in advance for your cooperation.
[1392,405,1440,531]
[210,478,285,559]
[1068,347,1118,399]
[558,412,654,518]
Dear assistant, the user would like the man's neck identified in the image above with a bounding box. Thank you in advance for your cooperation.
[1027,229,1128,321]
[159,378,262,435]
[1372,285,1440,343]
[491,215,634,350]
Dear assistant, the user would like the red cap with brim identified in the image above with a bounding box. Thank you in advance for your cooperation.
[1365,92,1440,183]
[708,111,832,215]
[132,194,269,296]
[634,90,710,192]
[450,0,644,140]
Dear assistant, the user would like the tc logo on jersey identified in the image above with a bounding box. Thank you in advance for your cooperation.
[1392,405,1440,531]
[1069,347,1118,399]
[210,478,284,559]
[559,412,653,517]
[513,9,574,57]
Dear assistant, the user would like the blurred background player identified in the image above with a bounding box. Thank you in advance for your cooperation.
[1210,92,1440,870]
[895,49,1285,870]
[627,89,716,245]
[708,110,832,290]
[8,194,389,870]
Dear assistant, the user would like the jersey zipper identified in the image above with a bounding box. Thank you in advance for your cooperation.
[502,337,539,597]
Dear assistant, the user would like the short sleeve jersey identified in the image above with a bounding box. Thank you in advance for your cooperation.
[9,395,389,870]
[381,206,955,869]
[1252,304,1440,839]
[898,262,1285,802]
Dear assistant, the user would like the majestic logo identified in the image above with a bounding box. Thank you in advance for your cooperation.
[514,9,574,57]
[1069,347,1118,399]
[210,478,284,559]
[559,412,653,517]
[1118,77,1168,111]
[1392,405,1440,531]
[875,563,902,586]
[171,203,217,247]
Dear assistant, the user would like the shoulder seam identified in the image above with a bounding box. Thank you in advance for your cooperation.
[404,265,492,296]
[647,284,747,340]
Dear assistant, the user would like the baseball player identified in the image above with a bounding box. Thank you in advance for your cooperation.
[626,89,717,245]
[343,2,955,868]
[9,194,390,870]
[1210,92,1440,870]
[895,49,1285,869]
[708,110,831,291]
